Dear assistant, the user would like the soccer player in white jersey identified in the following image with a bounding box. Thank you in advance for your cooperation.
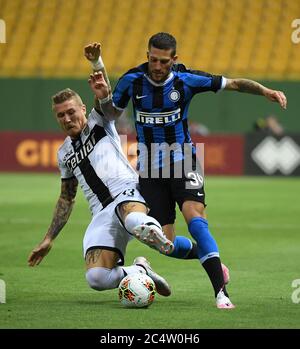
[27,72,174,297]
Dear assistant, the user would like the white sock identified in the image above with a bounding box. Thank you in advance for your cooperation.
[86,265,145,291]
[124,212,162,233]
[86,266,125,290]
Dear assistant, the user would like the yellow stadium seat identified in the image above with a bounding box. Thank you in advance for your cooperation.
[0,0,299,79]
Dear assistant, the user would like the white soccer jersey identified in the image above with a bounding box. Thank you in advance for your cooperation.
[57,109,138,216]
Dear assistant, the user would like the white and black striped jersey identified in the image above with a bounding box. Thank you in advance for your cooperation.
[57,108,138,216]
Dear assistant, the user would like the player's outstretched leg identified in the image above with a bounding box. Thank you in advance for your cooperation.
[133,224,174,255]
[124,212,174,255]
[133,256,171,297]
[86,257,171,297]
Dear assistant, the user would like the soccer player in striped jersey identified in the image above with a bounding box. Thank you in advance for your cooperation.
[27,72,176,298]
[86,34,287,308]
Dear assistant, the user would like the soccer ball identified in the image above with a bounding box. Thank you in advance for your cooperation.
[118,273,156,308]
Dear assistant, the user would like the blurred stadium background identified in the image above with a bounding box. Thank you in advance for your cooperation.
[0,0,300,175]
[0,0,300,329]
[0,0,299,78]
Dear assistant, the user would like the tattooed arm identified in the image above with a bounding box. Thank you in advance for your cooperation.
[225,78,287,109]
[28,177,78,266]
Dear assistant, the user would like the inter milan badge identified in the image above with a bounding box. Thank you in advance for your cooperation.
[168,89,180,102]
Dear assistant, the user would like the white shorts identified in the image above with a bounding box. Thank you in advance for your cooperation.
[83,187,146,264]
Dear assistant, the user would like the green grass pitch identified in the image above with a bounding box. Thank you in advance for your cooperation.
[0,173,299,329]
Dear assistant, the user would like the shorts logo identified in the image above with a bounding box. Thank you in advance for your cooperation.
[168,90,180,102]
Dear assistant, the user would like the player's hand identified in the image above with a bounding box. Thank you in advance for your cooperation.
[84,42,101,62]
[28,237,53,267]
[88,72,109,100]
[264,89,287,110]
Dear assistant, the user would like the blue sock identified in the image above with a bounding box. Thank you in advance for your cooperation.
[168,236,193,259]
[188,217,219,263]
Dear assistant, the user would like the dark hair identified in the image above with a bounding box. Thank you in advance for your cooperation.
[148,32,177,56]
[52,88,83,109]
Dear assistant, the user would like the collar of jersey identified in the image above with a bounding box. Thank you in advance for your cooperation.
[144,72,174,87]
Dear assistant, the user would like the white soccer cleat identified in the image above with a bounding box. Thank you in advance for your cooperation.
[216,290,235,309]
[133,256,171,297]
[132,224,174,255]
[221,263,230,285]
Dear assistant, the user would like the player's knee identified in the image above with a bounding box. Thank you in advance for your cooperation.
[124,211,161,233]
[86,267,115,291]
[119,202,147,221]
[182,201,206,222]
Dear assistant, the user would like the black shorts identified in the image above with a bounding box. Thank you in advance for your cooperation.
[139,163,206,226]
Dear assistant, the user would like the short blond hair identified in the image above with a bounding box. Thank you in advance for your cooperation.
[52,88,83,109]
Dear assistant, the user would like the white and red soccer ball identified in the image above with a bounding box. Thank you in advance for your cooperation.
[118,273,156,308]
